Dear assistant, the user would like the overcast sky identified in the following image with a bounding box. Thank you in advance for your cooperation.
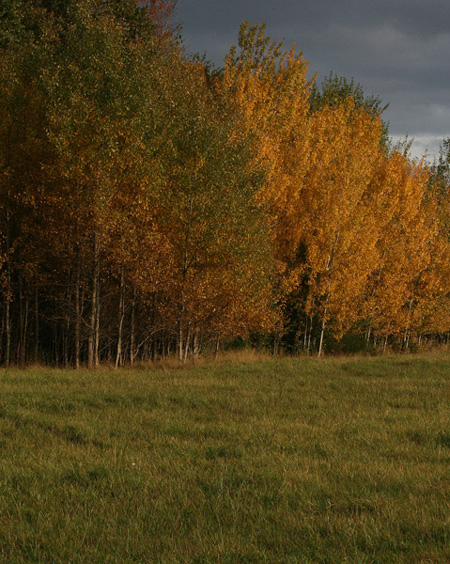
[175,0,450,162]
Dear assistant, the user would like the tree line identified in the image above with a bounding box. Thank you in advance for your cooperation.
[1,0,450,366]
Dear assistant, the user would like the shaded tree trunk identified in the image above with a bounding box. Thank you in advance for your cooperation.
[193,328,200,360]
[34,286,39,363]
[130,287,136,366]
[5,292,10,367]
[214,334,220,359]
[115,268,125,369]
[75,260,81,369]
[88,234,100,369]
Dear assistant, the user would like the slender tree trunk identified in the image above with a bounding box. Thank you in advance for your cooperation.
[115,269,125,369]
[17,280,23,364]
[318,317,326,358]
[88,234,100,369]
[130,288,136,366]
[193,328,200,360]
[0,305,4,361]
[75,264,82,369]
[4,184,11,367]
[303,317,309,352]
[366,326,372,348]
[5,293,10,367]
[64,275,72,368]
[151,335,156,361]
[177,322,183,362]
[16,283,28,366]
[177,303,185,362]
[94,278,100,367]
[403,298,413,350]
[318,232,339,359]
[183,323,191,362]
[34,286,39,363]
[214,335,220,359]
[307,315,313,354]
[318,300,329,358]
[88,290,95,369]
[21,297,28,366]
[75,268,80,369]
[64,315,70,368]
[178,195,193,363]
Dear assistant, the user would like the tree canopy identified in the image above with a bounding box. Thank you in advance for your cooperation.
[1,10,449,365]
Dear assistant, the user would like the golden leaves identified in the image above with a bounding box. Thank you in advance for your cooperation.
[222,22,450,347]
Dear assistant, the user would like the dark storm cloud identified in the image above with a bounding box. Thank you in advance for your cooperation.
[176,0,450,160]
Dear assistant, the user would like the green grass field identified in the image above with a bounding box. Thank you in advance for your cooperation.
[1,353,450,563]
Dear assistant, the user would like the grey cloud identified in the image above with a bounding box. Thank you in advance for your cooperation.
[176,0,450,160]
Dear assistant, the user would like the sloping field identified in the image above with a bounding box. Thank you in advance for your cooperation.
[1,354,450,563]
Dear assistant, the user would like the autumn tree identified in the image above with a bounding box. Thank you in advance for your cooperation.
[222,22,315,349]
[145,52,276,360]
[309,73,390,146]
[360,150,438,349]
[0,0,165,365]
[0,6,277,366]
[297,99,384,355]
[3,8,450,364]
[222,24,392,355]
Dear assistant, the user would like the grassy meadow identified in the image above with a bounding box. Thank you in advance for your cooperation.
[1,353,450,563]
